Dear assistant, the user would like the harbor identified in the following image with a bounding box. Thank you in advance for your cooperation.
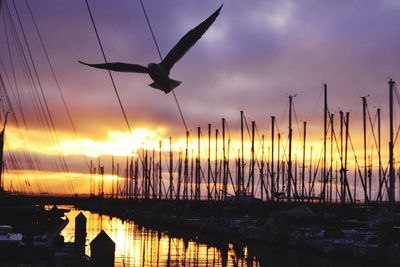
[1,0,400,266]
[2,192,400,266]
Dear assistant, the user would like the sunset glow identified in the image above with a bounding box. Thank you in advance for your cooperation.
[0,0,399,199]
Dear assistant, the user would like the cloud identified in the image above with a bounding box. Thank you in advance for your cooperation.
[1,0,399,194]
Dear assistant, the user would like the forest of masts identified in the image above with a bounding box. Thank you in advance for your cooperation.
[1,0,398,206]
[90,79,399,206]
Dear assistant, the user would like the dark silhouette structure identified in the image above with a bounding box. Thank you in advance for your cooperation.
[90,230,115,267]
[74,212,87,264]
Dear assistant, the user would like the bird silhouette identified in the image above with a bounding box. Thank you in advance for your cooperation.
[79,5,222,94]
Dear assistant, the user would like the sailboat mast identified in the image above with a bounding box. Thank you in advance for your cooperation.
[196,126,201,200]
[159,140,162,200]
[251,121,255,197]
[271,116,275,201]
[169,137,173,200]
[277,133,281,193]
[323,83,328,203]
[362,96,368,203]
[389,79,396,206]
[377,108,382,202]
[208,124,211,201]
[215,129,219,201]
[302,121,307,202]
[261,134,265,200]
[184,132,189,200]
[330,114,334,203]
[287,95,293,202]
[241,110,244,194]
[222,118,226,201]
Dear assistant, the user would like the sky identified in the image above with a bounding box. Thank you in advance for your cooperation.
[0,0,399,195]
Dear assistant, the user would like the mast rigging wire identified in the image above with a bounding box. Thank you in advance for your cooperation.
[1,2,73,194]
[25,0,91,172]
[84,0,132,134]
[138,0,189,134]
[10,0,75,194]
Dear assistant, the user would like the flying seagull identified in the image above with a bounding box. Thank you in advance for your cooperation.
[79,5,222,94]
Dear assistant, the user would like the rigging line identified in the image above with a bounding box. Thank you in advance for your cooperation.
[224,121,239,165]
[2,13,24,121]
[366,104,380,157]
[2,22,60,182]
[25,0,91,172]
[7,4,67,190]
[0,75,45,177]
[273,119,289,162]
[0,1,4,22]
[348,133,366,203]
[197,132,218,187]
[393,83,400,145]
[394,82,400,108]
[292,100,304,155]
[84,0,148,187]
[10,0,75,194]
[2,15,29,132]
[308,86,323,124]
[3,18,40,130]
[7,0,53,138]
[7,46,56,179]
[292,99,301,138]
[4,2,52,138]
[138,0,189,134]
[0,98,52,197]
[84,0,132,134]
[6,0,48,149]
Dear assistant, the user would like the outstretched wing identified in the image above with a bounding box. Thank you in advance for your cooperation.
[78,61,148,73]
[161,5,222,73]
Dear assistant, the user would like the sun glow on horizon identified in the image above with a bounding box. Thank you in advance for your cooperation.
[4,123,392,165]
[5,126,170,157]
[60,128,167,157]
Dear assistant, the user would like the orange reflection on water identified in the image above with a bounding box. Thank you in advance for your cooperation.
[61,207,259,267]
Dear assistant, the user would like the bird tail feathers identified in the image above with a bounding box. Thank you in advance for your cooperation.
[149,79,181,94]
[167,79,182,93]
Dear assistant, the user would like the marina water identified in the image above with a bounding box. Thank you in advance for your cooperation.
[60,206,365,267]
[60,206,260,266]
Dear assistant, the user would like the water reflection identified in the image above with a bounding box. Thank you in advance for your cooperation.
[61,207,363,267]
[61,207,261,267]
